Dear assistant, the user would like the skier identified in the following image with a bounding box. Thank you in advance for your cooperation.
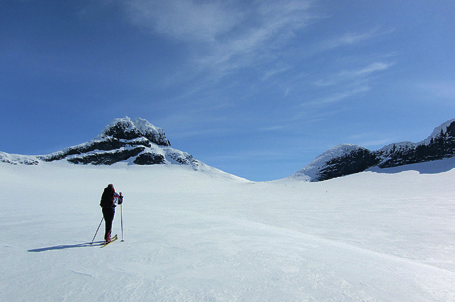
[100,184,123,243]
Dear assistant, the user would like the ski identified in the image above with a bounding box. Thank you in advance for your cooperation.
[100,234,118,248]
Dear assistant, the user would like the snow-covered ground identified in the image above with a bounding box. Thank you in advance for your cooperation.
[1,159,455,301]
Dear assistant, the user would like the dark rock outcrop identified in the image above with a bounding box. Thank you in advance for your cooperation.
[376,121,455,168]
[317,147,378,181]
[100,118,170,147]
[1,117,202,170]
[294,119,455,181]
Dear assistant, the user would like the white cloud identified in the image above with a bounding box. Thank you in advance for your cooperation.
[324,28,393,49]
[259,124,288,132]
[123,0,314,74]
[329,31,377,47]
[343,62,394,77]
[302,27,394,59]
[124,0,243,43]
[261,65,292,81]
[193,0,314,75]
[303,86,371,107]
[312,62,394,87]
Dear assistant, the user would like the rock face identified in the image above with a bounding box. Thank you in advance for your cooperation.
[293,144,378,182]
[99,118,170,147]
[0,117,202,170]
[294,119,455,182]
[1,117,454,181]
[375,120,455,168]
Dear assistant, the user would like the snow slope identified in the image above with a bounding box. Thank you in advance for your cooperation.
[1,159,455,301]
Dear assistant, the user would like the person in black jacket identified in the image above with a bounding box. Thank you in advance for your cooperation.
[100,184,120,243]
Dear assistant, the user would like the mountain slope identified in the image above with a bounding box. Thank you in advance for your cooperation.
[293,119,455,181]
[0,117,207,171]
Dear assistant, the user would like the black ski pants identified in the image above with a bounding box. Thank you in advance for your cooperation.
[102,207,115,240]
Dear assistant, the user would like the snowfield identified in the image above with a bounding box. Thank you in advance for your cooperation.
[1,159,455,302]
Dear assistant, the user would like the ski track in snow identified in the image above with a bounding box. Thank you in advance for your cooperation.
[1,161,455,301]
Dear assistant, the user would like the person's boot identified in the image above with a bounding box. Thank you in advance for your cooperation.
[105,232,111,243]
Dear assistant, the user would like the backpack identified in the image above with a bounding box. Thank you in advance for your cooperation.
[100,187,114,207]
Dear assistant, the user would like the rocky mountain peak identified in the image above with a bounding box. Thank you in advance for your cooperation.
[0,117,201,169]
[294,144,376,181]
[99,117,170,147]
[293,119,455,182]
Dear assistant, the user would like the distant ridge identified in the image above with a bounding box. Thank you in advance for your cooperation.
[0,117,202,170]
[1,117,454,182]
[293,119,455,182]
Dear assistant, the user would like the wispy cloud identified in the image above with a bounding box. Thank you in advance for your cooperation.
[316,27,394,53]
[193,1,315,75]
[313,62,394,87]
[324,30,380,48]
[296,27,395,66]
[258,124,289,132]
[341,62,394,78]
[123,0,315,75]
[124,0,242,43]
[300,61,394,110]
[260,27,395,101]
[302,86,371,107]
[120,1,397,130]
[261,65,292,81]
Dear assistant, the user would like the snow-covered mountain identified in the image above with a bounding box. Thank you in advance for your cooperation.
[0,117,209,171]
[293,119,455,182]
[2,117,454,182]
[292,144,376,182]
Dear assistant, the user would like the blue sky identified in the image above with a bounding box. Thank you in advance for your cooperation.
[1,0,454,181]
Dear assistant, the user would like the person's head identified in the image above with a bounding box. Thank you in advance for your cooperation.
[107,184,114,189]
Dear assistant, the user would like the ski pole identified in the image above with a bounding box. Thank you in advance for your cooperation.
[91,217,104,245]
[120,203,124,242]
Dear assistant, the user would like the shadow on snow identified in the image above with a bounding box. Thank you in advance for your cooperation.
[28,241,105,252]
[368,157,455,175]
